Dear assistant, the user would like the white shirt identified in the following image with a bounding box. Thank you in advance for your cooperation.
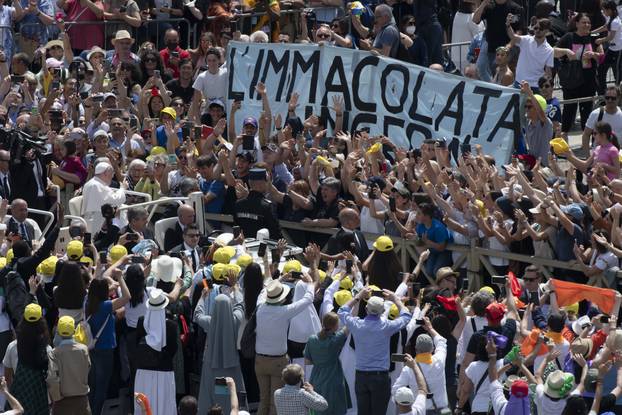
[515,35,554,87]
[586,107,622,140]
[465,359,505,412]
[457,315,487,364]
[490,379,509,415]
[192,67,227,112]
[255,283,314,356]
[609,16,622,51]
[360,199,385,237]
[124,287,154,328]
[4,218,42,241]
[392,335,448,410]
[590,250,619,272]
[81,176,126,233]
[533,339,569,376]
[2,340,16,370]
[535,383,569,415]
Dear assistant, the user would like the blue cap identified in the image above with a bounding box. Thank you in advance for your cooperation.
[208,99,225,109]
[561,203,584,221]
[243,117,258,128]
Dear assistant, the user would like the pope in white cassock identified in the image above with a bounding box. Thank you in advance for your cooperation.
[81,161,126,232]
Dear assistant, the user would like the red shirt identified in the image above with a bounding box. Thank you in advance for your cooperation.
[65,0,104,51]
[159,47,190,79]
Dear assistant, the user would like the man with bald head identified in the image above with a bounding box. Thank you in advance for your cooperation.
[5,198,42,246]
[325,208,370,260]
[0,150,10,200]
[164,204,196,252]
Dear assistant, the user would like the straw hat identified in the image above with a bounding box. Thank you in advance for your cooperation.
[265,280,290,304]
[111,30,134,45]
[146,288,170,310]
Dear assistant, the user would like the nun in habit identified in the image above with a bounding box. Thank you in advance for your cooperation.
[194,292,247,413]
[134,289,178,415]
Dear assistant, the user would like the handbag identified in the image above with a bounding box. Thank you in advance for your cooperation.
[558,46,585,90]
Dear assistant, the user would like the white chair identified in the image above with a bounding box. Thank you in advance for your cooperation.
[154,217,178,250]
[68,195,83,217]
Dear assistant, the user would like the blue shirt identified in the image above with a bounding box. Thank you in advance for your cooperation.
[19,0,53,42]
[337,305,411,371]
[88,300,116,349]
[155,125,182,148]
[199,177,225,213]
[546,97,562,124]
[416,218,453,253]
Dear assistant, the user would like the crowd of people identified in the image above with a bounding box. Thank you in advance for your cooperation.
[0,0,620,414]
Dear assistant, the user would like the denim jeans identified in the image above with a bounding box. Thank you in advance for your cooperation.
[88,349,114,415]
[475,37,496,82]
[354,371,391,415]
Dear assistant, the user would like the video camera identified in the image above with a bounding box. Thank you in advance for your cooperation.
[0,127,47,164]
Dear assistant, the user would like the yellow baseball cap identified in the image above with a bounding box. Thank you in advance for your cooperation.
[366,142,382,155]
[225,263,241,277]
[0,257,6,269]
[79,256,94,267]
[474,199,488,218]
[334,289,353,306]
[236,254,253,268]
[57,315,75,337]
[283,259,302,274]
[373,235,393,252]
[388,303,399,320]
[479,286,495,295]
[160,106,177,120]
[6,249,13,264]
[67,240,84,260]
[38,256,58,276]
[213,247,235,264]
[550,138,570,156]
[340,276,354,291]
[318,269,327,283]
[363,284,382,302]
[109,245,128,262]
[150,146,167,156]
[533,94,547,112]
[212,263,227,281]
[564,303,579,315]
[24,303,42,322]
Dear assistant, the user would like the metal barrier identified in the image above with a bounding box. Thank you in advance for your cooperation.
[117,196,187,223]
[63,214,88,229]
[441,41,471,73]
[19,18,192,51]
[198,210,621,289]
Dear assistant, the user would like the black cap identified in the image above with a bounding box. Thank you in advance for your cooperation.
[367,176,387,190]
[248,168,267,181]
[236,151,255,164]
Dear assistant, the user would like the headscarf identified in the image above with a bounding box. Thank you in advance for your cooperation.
[207,294,239,369]
[144,307,166,352]
[288,281,321,343]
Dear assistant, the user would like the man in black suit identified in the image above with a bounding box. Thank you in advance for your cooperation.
[6,199,42,248]
[169,223,201,272]
[10,148,50,212]
[0,150,11,200]
[163,204,195,252]
[325,208,370,261]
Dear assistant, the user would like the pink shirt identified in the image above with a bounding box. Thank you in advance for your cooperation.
[61,156,88,186]
[593,142,619,180]
[65,0,104,51]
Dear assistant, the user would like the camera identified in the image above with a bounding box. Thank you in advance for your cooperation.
[0,127,46,163]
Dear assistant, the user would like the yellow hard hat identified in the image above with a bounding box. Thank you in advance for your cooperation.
[373,235,393,252]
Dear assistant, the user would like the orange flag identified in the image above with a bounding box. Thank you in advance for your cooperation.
[551,279,617,314]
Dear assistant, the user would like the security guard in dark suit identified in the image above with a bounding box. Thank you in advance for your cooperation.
[233,168,282,239]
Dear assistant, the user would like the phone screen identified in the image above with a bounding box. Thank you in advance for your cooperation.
[257,242,267,258]
[371,290,384,298]
[242,135,255,151]
[271,248,280,264]
[389,197,396,212]
[84,232,91,245]
[390,353,406,363]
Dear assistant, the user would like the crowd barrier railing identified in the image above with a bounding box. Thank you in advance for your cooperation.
[195,206,621,290]
[19,18,192,52]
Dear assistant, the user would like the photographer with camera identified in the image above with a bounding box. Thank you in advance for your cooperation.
[81,161,125,233]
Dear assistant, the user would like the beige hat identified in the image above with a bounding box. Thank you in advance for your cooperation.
[111,30,134,45]
[436,267,458,284]
[265,280,290,304]
[366,296,384,315]
[87,46,105,60]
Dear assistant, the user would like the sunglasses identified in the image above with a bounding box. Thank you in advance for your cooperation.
[172,102,184,107]
[317,33,331,39]
[523,277,538,282]
[605,96,617,101]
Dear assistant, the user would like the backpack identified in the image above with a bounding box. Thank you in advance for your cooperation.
[240,309,257,359]
[0,262,29,327]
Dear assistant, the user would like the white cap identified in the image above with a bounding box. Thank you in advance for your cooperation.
[256,228,269,241]
[366,296,385,315]
[394,387,415,405]
[94,162,112,175]
[93,129,108,139]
